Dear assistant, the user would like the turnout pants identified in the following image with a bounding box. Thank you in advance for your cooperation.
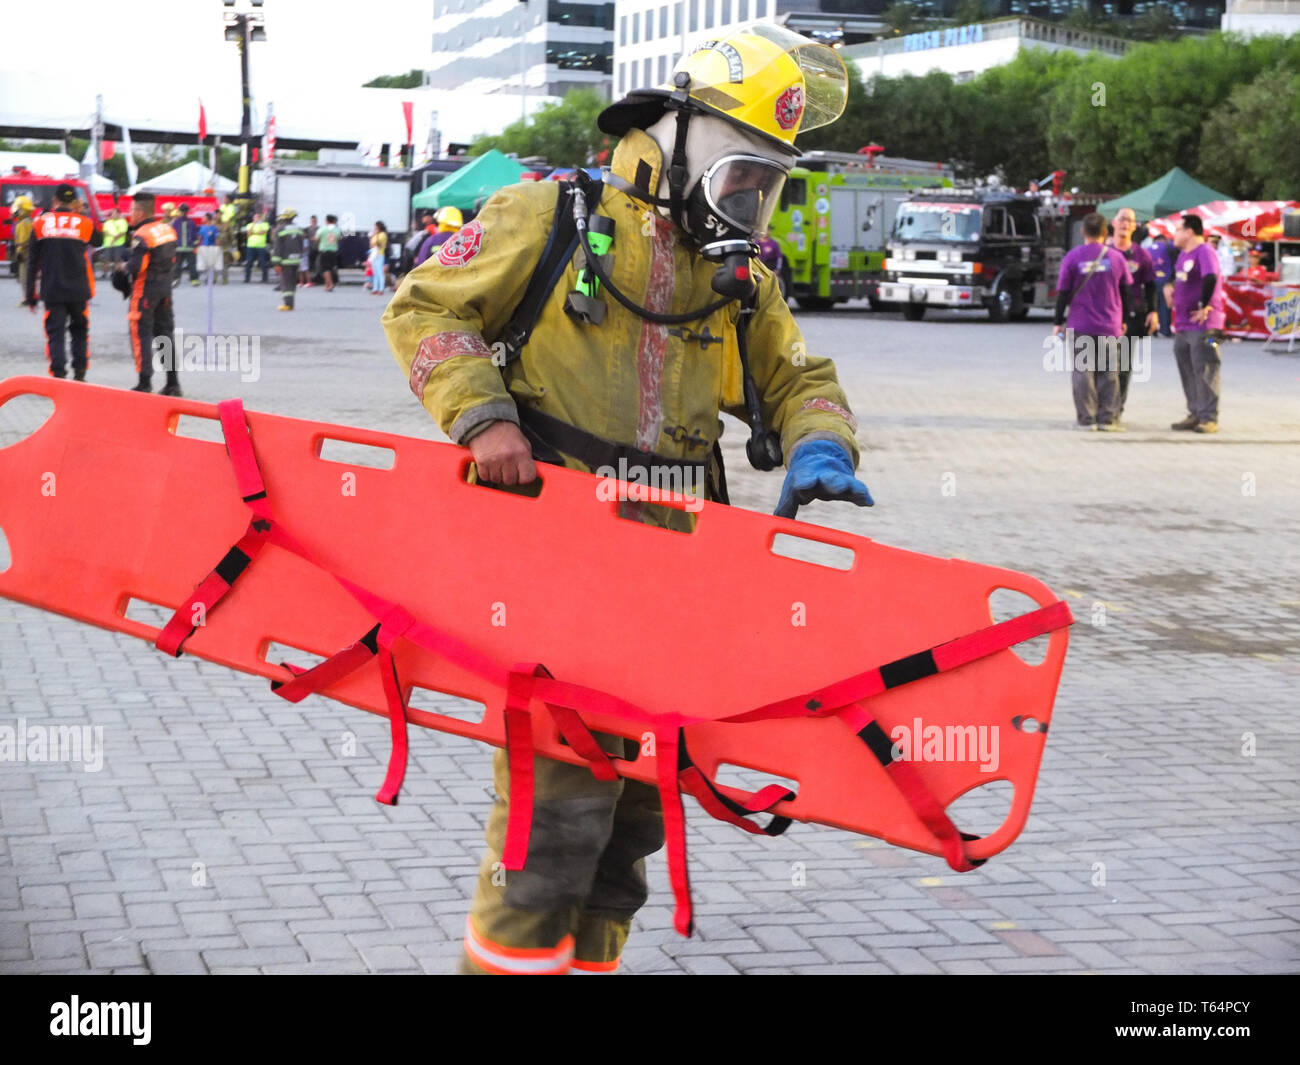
[43,301,89,379]
[278,265,296,308]
[128,287,178,389]
[1070,332,1121,426]
[1173,330,1221,423]
[462,736,665,975]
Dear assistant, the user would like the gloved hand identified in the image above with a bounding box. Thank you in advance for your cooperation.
[774,440,874,520]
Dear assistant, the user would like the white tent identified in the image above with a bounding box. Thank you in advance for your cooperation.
[129,160,235,195]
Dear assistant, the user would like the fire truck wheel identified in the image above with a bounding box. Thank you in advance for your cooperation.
[797,296,836,312]
[987,281,1022,322]
[902,303,927,321]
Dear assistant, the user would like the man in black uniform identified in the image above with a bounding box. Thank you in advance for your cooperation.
[116,192,182,395]
[24,183,100,380]
[171,203,200,287]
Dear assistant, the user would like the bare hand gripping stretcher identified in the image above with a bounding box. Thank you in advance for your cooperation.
[0,376,1072,935]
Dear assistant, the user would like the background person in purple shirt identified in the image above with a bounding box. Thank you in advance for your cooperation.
[1107,207,1159,422]
[1165,214,1225,434]
[1144,230,1176,336]
[1054,212,1135,431]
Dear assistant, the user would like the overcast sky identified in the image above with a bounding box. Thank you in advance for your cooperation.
[6,0,434,117]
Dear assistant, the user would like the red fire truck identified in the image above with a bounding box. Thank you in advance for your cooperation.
[2,168,103,268]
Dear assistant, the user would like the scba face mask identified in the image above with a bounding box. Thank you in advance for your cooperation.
[686,153,789,260]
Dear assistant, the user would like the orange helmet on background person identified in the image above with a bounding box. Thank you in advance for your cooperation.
[434,206,463,233]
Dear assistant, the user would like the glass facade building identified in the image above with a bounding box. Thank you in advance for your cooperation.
[429,0,615,98]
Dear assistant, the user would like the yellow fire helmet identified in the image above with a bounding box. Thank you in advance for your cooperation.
[598,23,848,157]
[13,195,34,215]
[435,205,463,232]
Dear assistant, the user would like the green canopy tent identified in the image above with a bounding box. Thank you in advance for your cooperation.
[411,150,527,213]
[1095,167,1232,222]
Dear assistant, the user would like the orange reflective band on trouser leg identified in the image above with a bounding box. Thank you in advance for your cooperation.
[463,916,574,975]
[570,957,620,974]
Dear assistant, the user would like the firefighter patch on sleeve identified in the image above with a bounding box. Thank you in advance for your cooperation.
[436,220,484,267]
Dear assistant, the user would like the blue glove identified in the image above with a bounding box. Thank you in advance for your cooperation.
[775,440,874,519]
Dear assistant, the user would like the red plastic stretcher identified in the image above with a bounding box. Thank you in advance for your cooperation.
[0,376,1072,934]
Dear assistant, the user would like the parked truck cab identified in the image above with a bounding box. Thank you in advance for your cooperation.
[878,186,1094,321]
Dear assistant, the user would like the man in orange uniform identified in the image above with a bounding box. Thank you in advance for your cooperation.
[116,192,183,395]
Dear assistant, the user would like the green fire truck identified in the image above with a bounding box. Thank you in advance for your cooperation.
[770,151,955,311]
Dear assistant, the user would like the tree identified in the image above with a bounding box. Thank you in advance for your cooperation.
[1198,66,1300,200]
[881,2,921,36]
[469,89,613,167]
[363,69,425,89]
[952,0,988,26]
[1129,6,1180,43]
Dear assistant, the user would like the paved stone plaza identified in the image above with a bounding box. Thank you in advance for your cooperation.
[1,274,1297,974]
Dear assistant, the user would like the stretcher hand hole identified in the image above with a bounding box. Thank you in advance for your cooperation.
[943,778,1014,838]
[407,687,486,725]
[261,640,327,672]
[988,588,1050,665]
[0,393,54,451]
[771,532,854,571]
[120,596,175,631]
[612,500,698,532]
[168,413,226,445]
[463,467,546,498]
[0,525,10,574]
[314,436,396,470]
[712,762,800,796]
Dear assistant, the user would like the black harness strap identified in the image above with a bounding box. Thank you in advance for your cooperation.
[499,178,603,361]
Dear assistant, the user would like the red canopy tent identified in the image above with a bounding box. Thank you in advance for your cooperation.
[1148,200,1300,339]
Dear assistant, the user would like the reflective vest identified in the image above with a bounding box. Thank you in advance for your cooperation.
[102,217,129,248]
[245,220,269,248]
[220,204,237,225]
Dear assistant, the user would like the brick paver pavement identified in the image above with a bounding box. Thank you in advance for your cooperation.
[2,276,1297,973]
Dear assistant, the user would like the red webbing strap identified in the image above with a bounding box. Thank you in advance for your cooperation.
[839,702,983,873]
[372,607,417,806]
[653,719,694,937]
[269,625,380,703]
[217,398,273,523]
[677,736,793,837]
[724,601,1073,727]
[374,649,408,806]
[501,666,538,870]
[155,526,270,657]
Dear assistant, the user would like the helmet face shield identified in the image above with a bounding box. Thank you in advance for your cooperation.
[700,154,788,238]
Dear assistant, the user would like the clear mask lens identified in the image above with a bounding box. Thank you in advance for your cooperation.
[701,155,787,237]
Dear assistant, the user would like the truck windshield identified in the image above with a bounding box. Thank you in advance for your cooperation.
[892,202,981,243]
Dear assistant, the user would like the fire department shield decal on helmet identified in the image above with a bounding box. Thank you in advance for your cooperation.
[774,85,804,131]
[436,219,483,267]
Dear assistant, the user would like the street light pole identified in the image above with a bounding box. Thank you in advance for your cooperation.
[519,0,529,127]
[223,1,266,208]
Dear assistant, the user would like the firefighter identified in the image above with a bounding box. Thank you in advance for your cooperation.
[11,195,35,302]
[171,203,200,286]
[116,192,182,396]
[23,183,99,380]
[271,208,305,311]
[383,25,870,975]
